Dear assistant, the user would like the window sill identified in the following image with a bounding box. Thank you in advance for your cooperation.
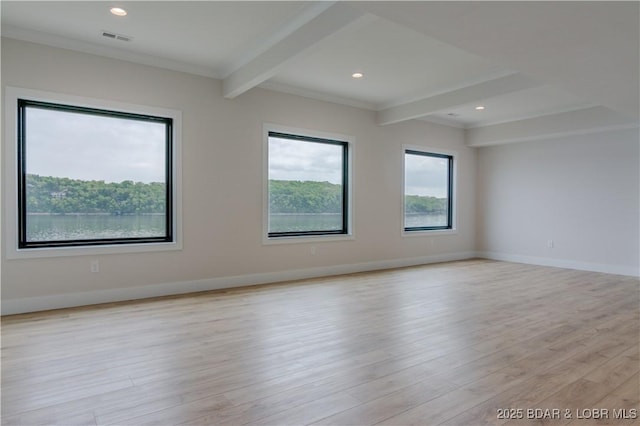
[263,233,354,245]
[402,228,458,237]
[5,240,182,260]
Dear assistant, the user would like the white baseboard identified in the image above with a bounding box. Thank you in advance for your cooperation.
[2,251,476,315]
[477,251,640,277]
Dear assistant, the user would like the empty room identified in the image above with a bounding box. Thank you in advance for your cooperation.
[1,1,639,425]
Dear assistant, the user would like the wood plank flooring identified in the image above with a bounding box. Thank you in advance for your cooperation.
[2,259,638,425]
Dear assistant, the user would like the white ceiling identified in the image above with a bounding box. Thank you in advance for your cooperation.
[2,1,638,136]
[268,16,508,109]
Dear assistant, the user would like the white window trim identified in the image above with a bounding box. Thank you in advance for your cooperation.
[3,86,183,259]
[401,144,458,237]
[262,123,354,245]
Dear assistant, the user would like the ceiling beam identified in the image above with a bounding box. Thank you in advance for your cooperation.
[223,3,366,99]
[465,106,638,147]
[376,73,539,126]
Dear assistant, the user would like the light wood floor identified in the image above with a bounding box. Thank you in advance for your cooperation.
[2,259,639,426]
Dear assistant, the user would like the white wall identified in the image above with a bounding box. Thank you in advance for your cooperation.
[1,38,477,313]
[476,128,639,276]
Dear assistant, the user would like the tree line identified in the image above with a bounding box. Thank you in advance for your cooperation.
[26,174,166,214]
[26,175,447,215]
[405,194,448,215]
[270,180,447,215]
[269,180,343,214]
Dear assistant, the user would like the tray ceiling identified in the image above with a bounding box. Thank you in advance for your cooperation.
[2,1,638,140]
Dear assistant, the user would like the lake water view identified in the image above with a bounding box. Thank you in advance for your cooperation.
[26,214,166,241]
[27,213,448,241]
[270,213,447,233]
[269,213,343,233]
[405,213,448,228]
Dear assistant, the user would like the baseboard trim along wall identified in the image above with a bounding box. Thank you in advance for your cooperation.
[2,251,476,315]
[5,251,637,315]
[478,251,640,278]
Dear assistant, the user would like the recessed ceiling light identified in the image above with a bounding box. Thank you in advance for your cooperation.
[110,7,127,17]
[475,105,485,111]
[351,72,364,79]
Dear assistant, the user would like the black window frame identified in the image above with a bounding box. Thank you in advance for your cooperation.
[404,149,454,232]
[267,131,349,238]
[17,99,174,249]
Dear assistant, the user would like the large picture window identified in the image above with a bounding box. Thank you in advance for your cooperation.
[17,99,174,249]
[404,149,454,232]
[267,130,349,238]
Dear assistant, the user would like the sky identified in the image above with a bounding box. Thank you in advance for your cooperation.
[404,153,449,198]
[25,107,166,183]
[269,136,343,184]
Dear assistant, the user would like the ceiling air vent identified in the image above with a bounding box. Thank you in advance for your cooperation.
[102,31,132,42]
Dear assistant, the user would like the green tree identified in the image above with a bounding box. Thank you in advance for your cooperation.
[25,174,166,215]
[269,180,342,214]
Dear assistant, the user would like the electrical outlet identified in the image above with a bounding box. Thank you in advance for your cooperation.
[90,260,100,273]
[547,240,554,249]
